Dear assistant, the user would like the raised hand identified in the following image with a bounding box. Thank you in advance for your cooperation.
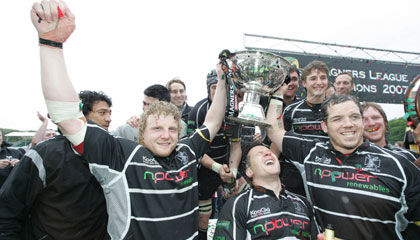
[30,0,75,43]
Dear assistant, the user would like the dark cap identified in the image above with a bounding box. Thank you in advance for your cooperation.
[207,69,218,92]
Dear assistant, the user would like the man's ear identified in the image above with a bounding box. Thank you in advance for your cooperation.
[245,168,254,179]
[321,120,328,134]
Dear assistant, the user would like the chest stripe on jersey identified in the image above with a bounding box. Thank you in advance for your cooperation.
[246,211,311,224]
[128,181,198,194]
[307,182,401,203]
[131,206,198,222]
[314,205,397,225]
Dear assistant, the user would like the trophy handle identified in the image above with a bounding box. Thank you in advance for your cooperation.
[404,75,420,126]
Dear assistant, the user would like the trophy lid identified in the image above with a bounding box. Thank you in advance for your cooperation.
[227,50,291,95]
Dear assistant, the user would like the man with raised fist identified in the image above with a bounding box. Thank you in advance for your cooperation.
[17,1,227,239]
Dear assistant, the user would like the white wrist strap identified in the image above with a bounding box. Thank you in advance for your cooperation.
[211,162,222,174]
[230,168,238,178]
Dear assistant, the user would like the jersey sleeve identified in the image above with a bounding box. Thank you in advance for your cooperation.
[183,125,211,160]
[213,196,248,240]
[0,152,44,239]
[77,122,126,171]
[282,132,317,164]
[397,148,419,163]
[400,159,420,237]
[300,195,321,239]
[282,106,293,132]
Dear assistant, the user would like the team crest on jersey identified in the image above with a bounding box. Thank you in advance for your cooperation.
[314,155,331,164]
[250,207,271,218]
[175,152,189,165]
[292,200,305,214]
[363,155,381,172]
[142,156,159,165]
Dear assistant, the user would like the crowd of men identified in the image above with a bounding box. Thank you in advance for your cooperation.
[0,1,419,240]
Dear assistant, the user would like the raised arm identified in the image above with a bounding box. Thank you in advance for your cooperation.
[202,63,227,141]
[266,83,288,153]
[31,0,84,144]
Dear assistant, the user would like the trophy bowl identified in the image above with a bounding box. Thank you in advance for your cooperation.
[225,50,291,127]
[404,74,420,126]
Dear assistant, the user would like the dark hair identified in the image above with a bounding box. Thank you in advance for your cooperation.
[361,102,388,128]
[79,90,112,116]
[288,65,300,78]
[166,78,186,91]
[239,142,264,184]
[144,84,171,102]
[301,60,329,82]
[321,94,362,123]
[335,72,354,85]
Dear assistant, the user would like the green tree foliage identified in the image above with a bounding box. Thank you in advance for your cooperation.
[387,118,407,144]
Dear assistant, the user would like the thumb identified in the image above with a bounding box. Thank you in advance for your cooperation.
[223,164,230,172]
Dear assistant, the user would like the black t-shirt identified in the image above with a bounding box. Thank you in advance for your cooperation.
[282,132,420,239]
[78,123,211,239]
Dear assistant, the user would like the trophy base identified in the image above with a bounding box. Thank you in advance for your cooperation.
[226,116,271,128]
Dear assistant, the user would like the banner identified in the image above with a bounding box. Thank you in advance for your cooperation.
[257,50,420,104]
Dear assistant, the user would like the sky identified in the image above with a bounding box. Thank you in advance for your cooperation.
[1,0,420,131]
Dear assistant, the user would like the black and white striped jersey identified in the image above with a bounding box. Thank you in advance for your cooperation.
[77,123,211,240]
[187,98,229,164]
[282,99,328,141]
[282,132,420,240]
[280,99,328,196]
[213,186,319,239]
[385,143,419,163]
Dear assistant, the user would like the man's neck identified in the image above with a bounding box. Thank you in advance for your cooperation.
[253,178,282,199]
[306,94,325,104]
[177,102,186,111]
[372,138,387,148]
[283,95,295,106]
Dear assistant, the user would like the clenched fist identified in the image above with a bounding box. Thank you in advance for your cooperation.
[30,0,75,43]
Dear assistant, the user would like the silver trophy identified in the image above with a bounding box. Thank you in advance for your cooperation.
[225,50,290,127]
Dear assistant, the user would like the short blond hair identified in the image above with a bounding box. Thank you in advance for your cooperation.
[138,101,181,144]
